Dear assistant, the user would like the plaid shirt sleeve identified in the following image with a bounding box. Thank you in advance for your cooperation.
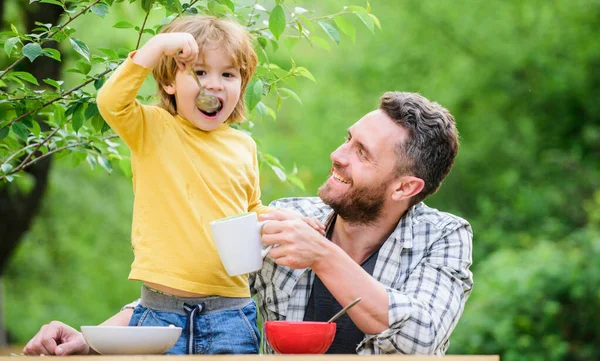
[357,222,473,355]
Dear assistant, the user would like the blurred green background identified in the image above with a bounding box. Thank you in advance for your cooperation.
[3,0,600,360]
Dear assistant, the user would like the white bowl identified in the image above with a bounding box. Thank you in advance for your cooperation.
[81,326,182,355]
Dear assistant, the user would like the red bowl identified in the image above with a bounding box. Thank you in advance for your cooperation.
[264,321,336,354]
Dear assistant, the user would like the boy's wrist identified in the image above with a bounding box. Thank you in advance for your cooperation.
[132,36,163,68]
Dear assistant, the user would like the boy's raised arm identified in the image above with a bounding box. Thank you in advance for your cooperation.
[96,33,198,154]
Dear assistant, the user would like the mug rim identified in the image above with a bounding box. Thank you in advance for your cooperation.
[210,212,256,225]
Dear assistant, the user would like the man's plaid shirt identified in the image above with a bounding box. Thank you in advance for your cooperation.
[250,197,473,355]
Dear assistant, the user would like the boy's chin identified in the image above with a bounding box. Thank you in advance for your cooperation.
[190,117,226,132]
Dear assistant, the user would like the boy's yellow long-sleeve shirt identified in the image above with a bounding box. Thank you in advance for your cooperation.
[97,56,270,297]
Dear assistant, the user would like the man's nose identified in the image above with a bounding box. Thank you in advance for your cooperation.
[330,143,349,165]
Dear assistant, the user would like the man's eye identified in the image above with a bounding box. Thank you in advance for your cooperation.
[358,148,366,158]
[345,135,351,142]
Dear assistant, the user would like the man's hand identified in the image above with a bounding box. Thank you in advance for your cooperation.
[261,208,326,235]
[260,210,330,269]
[23,321,90,356]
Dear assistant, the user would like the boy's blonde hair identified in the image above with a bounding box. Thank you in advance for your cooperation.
[153,15,258,123]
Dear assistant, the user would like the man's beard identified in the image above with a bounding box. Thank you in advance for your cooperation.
[318,173,390,226]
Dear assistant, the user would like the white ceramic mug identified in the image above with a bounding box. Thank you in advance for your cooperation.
[210,212,272,276]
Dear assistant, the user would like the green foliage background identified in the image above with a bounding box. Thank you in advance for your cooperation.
[3,0,600,360]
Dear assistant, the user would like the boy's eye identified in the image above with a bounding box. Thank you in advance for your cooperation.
[222,72,234,78]
[195,70,206,76]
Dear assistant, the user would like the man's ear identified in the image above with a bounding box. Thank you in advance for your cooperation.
[162,82,176,95]
[391,176,425,202]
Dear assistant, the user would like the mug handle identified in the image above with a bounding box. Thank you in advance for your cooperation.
[258,220,273,259]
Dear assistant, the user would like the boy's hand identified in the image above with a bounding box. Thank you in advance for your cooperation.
[133,32,199,69]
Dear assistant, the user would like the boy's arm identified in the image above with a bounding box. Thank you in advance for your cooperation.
[96,33,198,154]
[96,57,156,154]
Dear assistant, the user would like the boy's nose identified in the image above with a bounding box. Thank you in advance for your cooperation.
[202,75,223,91]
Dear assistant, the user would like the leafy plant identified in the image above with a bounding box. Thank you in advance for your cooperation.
[0,0,378,187]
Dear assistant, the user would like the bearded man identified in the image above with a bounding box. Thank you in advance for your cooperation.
[23,92,472,356]
[255,91,473,355]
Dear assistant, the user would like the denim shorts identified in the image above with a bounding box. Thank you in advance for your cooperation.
[129,287,260,355]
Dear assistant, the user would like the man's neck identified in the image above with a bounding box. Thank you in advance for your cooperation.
[330,207,408,264]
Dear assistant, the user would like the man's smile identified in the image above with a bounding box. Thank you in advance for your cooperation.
[332,169,350,184]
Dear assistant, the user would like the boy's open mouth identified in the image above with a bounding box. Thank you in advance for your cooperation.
[198,98,223,117]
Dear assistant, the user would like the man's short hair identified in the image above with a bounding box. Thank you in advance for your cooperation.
[379,92,459,206]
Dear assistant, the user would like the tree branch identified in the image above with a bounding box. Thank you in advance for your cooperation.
[15,127,61,173]
[136,3,153,50]
[0,0,103,81]
[1,134,119,180]
[5,65,118,129]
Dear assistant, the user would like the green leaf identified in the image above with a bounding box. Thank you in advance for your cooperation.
[11,71,39,85]
[254,101,267,119]
[98,48,119,59]
[70,38,90,61]
[75,60,92,74]
[91,113,105,132]
[348,7,374,33]
[40,0,65,7]
[94,77,106,90]
[141,0,154,12]
[334,16,356,43]
[12,122,29,140]
[10,24,18,35]
[297,14,315,32]
[368,14,381,29]
[43,78,63,90]
[245,79,263,112]
[42,48,61,61]
[287,174,305,191]
[91,2,109,17]
[0,127,9,140]
[31,120,41,137]
[22,42,42,62]
[113,21,135,29]
[318,20,340,45]
[295,67,316,83]
[269,5,286,40]
[53,104,66,126]
[270,165,287,182]
[98,155,113,173]
[4,37,19,57]
[217,0,235,12]
[310,35,331,51]
[85,103,99,119]
[278,87,302,104]
[72,104,86,132]
[86,154,97,169]
[1,163,13,173]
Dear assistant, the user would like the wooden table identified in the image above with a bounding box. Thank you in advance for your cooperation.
[0,354,498,360]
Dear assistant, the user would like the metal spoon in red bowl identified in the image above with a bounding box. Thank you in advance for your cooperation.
[327,297,362,323]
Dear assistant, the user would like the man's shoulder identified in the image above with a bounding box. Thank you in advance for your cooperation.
[270,197,332,219]
[413,202,471,233]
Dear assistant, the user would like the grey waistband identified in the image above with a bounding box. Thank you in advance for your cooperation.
[140,286,253,316]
